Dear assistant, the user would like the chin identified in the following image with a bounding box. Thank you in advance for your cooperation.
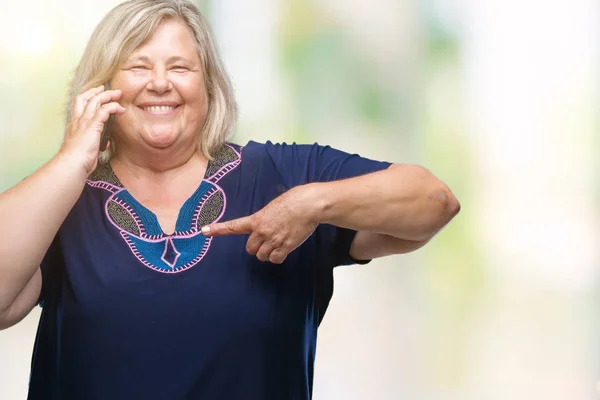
[144,131,180,149]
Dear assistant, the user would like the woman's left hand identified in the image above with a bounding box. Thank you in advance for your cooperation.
[201,185,320,264]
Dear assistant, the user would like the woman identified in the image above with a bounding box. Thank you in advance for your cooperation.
[0,0,459,399]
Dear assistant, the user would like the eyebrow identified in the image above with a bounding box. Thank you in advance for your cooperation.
[128,55,194,64]
[166,56,192,64]
[128,56,151,64]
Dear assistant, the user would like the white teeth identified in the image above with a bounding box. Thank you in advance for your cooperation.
[144,106,176,114]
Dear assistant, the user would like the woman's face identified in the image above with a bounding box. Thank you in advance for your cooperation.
[111,18,208,152]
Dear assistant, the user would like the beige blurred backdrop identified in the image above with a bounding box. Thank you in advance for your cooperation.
[1,0,599,399]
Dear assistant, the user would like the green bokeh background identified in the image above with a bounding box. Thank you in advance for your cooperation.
[0,0,597,399]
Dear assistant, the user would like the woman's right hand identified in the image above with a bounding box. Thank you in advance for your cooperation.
[59,85,126,175]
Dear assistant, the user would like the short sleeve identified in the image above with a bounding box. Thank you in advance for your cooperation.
[258,141,392,267]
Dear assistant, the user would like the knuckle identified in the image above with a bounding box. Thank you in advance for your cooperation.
[269,256,281,264]
[96,104,109,114]
[86,94,99,105]
[86,95,104,110]
[246,245,257,255]
[270,252,286,264]
[92,111,108,123]
[272,235,285,247]
[246,235,258,246]
[256,248,271,261]
[99,104,116,117]
[259,226,274,238]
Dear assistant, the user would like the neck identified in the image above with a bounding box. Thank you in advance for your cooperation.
[111,145,207,182]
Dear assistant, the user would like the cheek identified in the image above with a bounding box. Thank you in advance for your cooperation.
[172,75,207,103]
[114,73,148,102]
[185,90,209,117]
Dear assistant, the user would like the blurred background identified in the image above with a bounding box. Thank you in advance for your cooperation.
[1,0,599,398]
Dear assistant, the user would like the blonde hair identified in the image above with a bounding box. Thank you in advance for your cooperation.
[66,0,238,162]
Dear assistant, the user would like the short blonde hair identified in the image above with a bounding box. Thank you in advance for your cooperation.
[66,0,238,162]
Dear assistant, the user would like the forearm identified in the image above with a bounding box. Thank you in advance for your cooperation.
[0,153,87,312]
[309,164,460,241]
[0,269,41,330]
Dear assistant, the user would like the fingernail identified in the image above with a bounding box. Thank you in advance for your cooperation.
[201,226,210,235]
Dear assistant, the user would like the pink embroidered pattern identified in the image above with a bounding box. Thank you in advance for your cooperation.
[86,144,242,273]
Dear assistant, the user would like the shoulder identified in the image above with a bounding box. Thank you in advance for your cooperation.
[238,140,338,163]
[237,139,390,173]
[237,140,287,156]
[239,140,332,149]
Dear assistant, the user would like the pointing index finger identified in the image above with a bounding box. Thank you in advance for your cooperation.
[202,216,254,237]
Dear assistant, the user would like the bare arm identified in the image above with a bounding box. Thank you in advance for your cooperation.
[0,269,42,330]
[315,164,460,242]
[0,154,88,327]
[0,85,125,330]
[349,232,430,260]
[312,163,460,260]
[204,164,459,264]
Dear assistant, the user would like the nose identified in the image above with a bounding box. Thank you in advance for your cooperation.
[146,68,171,94]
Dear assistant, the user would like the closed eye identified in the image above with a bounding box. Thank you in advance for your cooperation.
[170,66,190,72]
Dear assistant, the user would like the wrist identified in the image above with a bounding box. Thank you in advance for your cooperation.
[52,150,90,182]
[297,182,335,225]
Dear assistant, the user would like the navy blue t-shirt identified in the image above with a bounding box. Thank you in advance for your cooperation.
[28,141,391,400]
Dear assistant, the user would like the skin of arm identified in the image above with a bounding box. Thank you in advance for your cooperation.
[312,164,460,260]
[204,164,460,264]
[0,85,123,330]
[0,154,88,329]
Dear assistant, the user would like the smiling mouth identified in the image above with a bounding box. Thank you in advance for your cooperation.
[140,105,181,115]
